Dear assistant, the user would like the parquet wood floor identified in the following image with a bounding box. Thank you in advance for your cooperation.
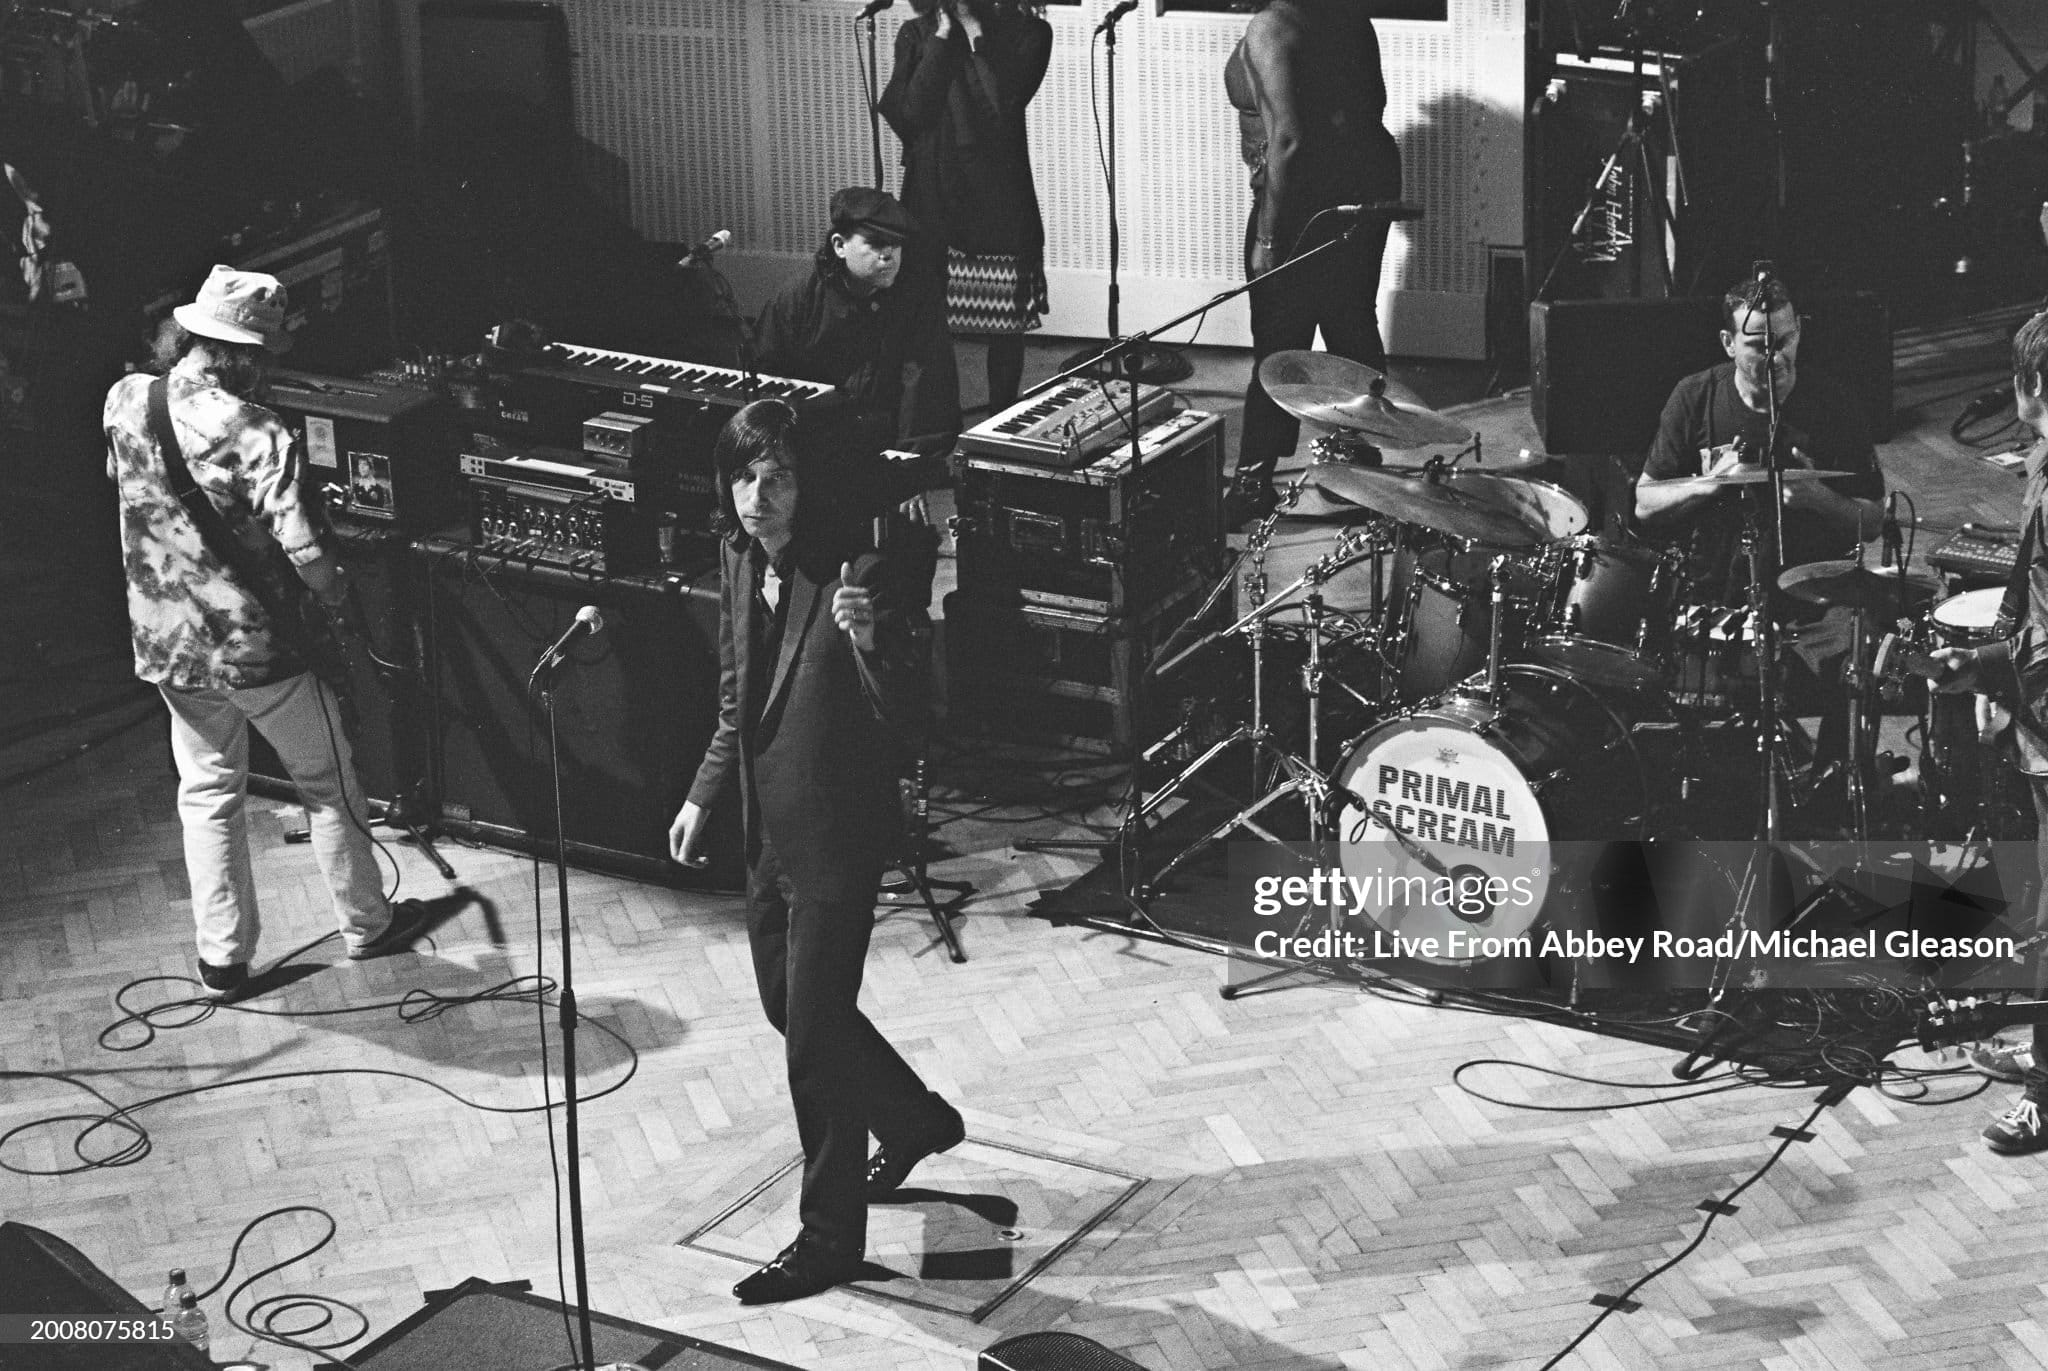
[5,318,2047,1371]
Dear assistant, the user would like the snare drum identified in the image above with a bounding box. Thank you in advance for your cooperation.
[1922,587,2031,839]
[1234,521,1390,624]
[1929,586,2006,646]
[1529,535,1682,691]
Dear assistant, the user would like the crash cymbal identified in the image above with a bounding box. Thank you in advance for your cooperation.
[1640,466,1856,490]
[1259,350,1473,449]
[1307,463,1547,546]
[1777,560,1939,613]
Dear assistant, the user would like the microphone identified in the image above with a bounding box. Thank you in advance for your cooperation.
[1095,0,1137,34]
[531,605,605,686]
[677,229,732,268]
[1752,258,1775,284]
[1881,492,1903,569]
[1961,383,2014,421]
[1333,201,1424,221]
[856,0,893,19]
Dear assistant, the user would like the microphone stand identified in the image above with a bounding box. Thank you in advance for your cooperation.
[1060,3,1190,385]
[525,656,597,1371]
[860,10,886,189]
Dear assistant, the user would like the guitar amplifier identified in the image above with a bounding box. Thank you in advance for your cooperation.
[954,410,1225,617]
[263,369,459,532]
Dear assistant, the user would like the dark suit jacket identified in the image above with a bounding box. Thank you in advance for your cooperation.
[686,541,929,902]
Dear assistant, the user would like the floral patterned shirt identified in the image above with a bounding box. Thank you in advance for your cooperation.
[104,360,323,689]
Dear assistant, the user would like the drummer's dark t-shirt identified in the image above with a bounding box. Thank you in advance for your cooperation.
[1641,362,1886,603]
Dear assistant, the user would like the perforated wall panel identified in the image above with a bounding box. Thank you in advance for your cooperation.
[567,2,750,245]
[545,0,1523,357]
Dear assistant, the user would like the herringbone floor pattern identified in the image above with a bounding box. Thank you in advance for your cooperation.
[3,710,2045,1371]
[7,318,2048,1371]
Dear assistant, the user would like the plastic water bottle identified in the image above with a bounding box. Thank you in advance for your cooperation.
[170,1290,210,1354]
[161,1268,194,1318]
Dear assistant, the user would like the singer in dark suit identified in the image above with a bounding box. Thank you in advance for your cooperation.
[669,399,965,1304]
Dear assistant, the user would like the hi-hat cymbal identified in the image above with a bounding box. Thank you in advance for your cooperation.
[1259,350,1473,449]
[1777,560,1939,613]
[1308,463,1548,546]
[1640,466,1856,490]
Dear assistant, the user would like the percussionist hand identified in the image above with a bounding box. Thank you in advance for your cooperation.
[1928,646,1984,694]
[834,563,877,651]
[898,493,930,525]
[1701,443,1757,481]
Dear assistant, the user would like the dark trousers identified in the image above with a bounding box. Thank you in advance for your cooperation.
[746,837,952,1256]
[1236,196,1393,485]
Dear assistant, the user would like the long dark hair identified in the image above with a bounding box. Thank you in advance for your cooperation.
[149,318,268,396]
[710,399,863,564]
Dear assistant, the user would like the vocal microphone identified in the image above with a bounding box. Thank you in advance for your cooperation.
[677,229,732,268]
[1095,0,1138,34]
[855,0,894,19]
[534,605,605,680]
[1880,492,1903,569]
[1333,201,1424,222]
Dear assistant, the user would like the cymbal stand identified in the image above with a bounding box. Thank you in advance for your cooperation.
[1132,526,1369,892]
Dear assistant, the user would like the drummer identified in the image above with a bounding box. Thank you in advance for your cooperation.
[1632,275,1887,787]
[1633,273,1886,601]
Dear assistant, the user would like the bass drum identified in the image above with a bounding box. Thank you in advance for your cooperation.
[1331,665,1653,962]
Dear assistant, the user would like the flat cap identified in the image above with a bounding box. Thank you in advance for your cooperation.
[830,186,917,245]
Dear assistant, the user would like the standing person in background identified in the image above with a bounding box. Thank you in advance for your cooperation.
[1224,0,1402,525]
[1931,308,2048,1157]
[880,0,1053,415]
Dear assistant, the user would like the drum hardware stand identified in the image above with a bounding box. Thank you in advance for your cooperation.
[1021,205,1419,901]
[879,752,970,963]
[1136,539,1365,893]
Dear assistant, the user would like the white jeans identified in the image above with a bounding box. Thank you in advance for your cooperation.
[159,673,389,966]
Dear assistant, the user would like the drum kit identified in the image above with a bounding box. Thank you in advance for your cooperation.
[1140,352,2017,958]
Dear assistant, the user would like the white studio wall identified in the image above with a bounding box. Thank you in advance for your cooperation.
[254,0,1526,359]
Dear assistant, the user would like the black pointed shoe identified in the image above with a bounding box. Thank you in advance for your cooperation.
[864,1105,967,1199]
[732,1234,863,1305]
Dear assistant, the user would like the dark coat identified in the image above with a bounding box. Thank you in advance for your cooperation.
[685,542,929,903]
[754,249,962,449]
[879,9,1051,259]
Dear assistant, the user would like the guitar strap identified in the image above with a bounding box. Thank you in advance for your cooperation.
[144,375,344,686]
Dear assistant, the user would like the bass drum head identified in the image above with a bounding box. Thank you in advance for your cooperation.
[1332,712,1553,962]
[1331,667,1650,964]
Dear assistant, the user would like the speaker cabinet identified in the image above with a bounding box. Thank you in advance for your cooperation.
[1529,291,1891,455]
[980,1332,1146,1371]
[0,1221,212,1369]
[249,521,432,813]
[419,540,742,889]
